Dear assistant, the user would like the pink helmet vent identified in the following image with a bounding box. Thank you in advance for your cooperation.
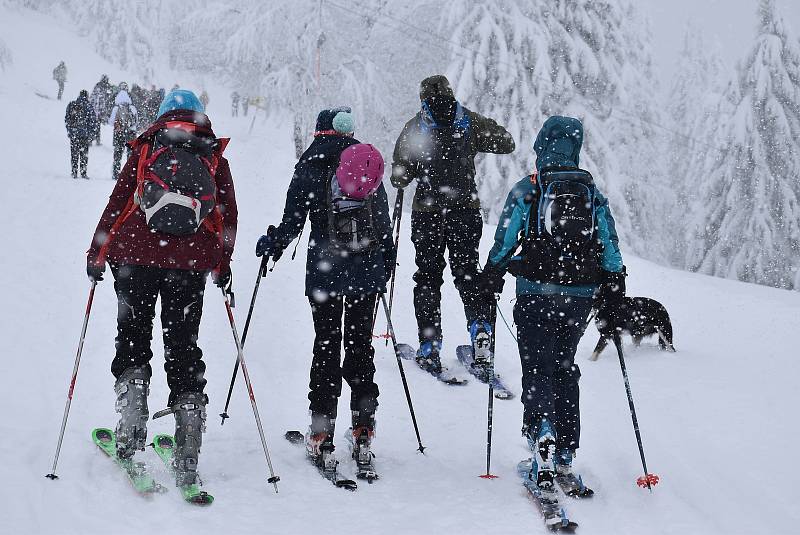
[335,143,385,200]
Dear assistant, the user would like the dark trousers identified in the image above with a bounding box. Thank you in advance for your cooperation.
[111,264,208,406]
[308,293,379,420]
[57,81,64,100]
[112,131,133,180]
[514,294,592,451]
[69,137,89,177]
[411,208,486,344]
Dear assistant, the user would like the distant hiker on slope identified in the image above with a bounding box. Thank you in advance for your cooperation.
[86,89,237,500]
[391,74,515,380]
[256,108,395,482]
[479,116,625,510]
[53,61,67,100]
[231,91,240,117]
[64,89,98,179]
[199,90,209,110]
[90,75,113,145]
[108,83,138,180]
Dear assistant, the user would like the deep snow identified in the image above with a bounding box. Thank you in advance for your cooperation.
[1,6,799,535]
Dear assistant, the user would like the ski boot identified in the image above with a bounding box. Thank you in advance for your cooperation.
[172,392,206,488]
[348,410,377,482]
[415,340,443,376]
[469,319,494,381]
[526,418,558,502]
[113,366,150,459]
[555,448,594,498]
[306,414,338,475]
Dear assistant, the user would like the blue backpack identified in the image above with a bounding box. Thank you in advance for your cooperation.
[508,167,602,285]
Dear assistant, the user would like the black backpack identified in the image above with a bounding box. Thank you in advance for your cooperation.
[134,127,218,236]
[326,174,378,254]
[507,168,602,285]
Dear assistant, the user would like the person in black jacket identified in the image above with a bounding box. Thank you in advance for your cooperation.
[392,75,515,377]
[65,89,98,178]
[255,107,394,477]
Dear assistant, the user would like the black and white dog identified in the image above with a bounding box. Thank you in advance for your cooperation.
[590,297,675,360]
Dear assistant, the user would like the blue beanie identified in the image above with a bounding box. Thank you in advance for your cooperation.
[158,89,205,117]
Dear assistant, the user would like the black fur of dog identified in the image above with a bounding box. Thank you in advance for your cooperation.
[590,296,675,360]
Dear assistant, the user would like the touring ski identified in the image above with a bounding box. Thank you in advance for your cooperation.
[285,431,358,491]
[151,433,214,505]
[517,459,579,532]
[91,428,165,495]
[455,345,515,399]
[395,343,468,385]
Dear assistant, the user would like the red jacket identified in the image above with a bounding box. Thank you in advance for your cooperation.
[87,110,237,273]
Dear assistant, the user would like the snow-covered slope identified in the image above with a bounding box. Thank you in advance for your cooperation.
[1,7,799,535]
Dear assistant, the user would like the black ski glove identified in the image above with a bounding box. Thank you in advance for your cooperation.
[479,262,506,298]
[595,268,627,335]
[255,225,284,261]
[87,259,104,282]
[213,268,232,292]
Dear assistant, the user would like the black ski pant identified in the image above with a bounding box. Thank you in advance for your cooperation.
[69,136,89,177]
[514,294,592,452]
[307,293,379,425]
[411,207,487,345]
[111,264,208,406]
[112,130,133,180]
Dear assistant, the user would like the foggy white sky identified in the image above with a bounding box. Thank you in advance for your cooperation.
[639,0,799,88]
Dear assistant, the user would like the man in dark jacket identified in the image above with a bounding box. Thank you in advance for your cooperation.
[65,90,97,178]
[256,108,394,477]
[86,90,236,497]
[392,74,515,377]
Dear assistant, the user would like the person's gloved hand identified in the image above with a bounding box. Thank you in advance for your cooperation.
[594,268,627,335]
[479,263,506,298]
[87,258,105,282]
[213,267,232,292]
[255,225,283,261]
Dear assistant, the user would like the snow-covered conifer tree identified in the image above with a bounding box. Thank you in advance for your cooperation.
[686,0,800,289]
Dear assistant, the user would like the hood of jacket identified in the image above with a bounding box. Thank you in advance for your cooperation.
[297,134,360,172]
[534,116,583,172]
[114,90,132,106]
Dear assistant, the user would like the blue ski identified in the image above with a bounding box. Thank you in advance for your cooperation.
[455,345,515,399]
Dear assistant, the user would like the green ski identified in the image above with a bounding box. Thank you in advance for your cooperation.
[91,428,165,495]
[151,433,214,505]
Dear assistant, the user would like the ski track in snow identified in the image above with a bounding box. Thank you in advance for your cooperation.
[1,6,799,535]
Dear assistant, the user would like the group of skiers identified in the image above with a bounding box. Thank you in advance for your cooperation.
[63,73,178,179]
[83,74,626,507]
[230,91,254,117]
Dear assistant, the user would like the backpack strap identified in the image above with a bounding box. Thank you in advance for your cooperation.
[94,143,151,266]
[200,139,230,242]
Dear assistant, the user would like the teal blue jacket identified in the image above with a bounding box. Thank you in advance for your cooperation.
[486,175,623,297]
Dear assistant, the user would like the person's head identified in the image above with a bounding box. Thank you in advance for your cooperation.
[79,89,88,100]
[314,106,354,137]
[533,116,584,173]
[420,74,457,126]
[118,82,128,92]
[335,143,385,200]
[157,89,205,117]
[101,74,108,83]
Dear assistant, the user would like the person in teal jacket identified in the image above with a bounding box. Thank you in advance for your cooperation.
[480,116,625,499]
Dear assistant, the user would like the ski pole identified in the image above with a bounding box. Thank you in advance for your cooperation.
[220,256,269,425]
[220,288,281,492]
[480,299,499,479]
[46,281,97,480]
[379,292,425,453]
[384,189,405,346]
[372,188,404,342]
[612,333,659,491]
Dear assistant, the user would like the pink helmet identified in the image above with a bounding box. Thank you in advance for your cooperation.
[335,143,385,200]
